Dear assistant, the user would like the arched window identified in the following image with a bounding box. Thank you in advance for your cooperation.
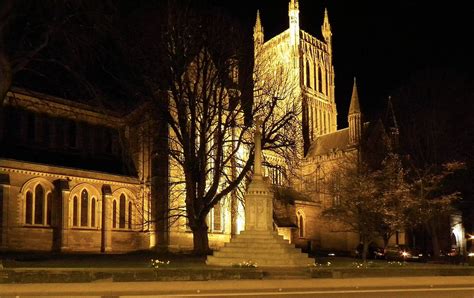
[128,201,132,229]
[113,200,117,228]
[46,193,52,226]
[34,184,44,224]
[113,191,135,230]
[306,60,311,88]
[297,212,305,238]
[119,194,126,228]
[318,67,323,92]
[80,189,88,227]
[25,191,33,224]
[73,196,78,226]
[91,197,96,227]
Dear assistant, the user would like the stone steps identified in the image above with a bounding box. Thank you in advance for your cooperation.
[224,242,297,250]
[220,245,301,254]
[206,229,314,267]
[206,255,312,267]
[214,248,307,259]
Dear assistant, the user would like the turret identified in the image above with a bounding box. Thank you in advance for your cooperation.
[253,10,264,54]
[322,8,332,53]
[348,78,362,145]
[288,0,300,48]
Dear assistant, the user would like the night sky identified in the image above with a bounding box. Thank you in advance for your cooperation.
[214,0,474,126]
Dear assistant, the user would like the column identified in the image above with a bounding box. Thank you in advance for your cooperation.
[101,184,112,253]
[54,179,70,252]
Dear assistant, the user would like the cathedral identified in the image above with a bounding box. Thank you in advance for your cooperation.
[0,0,401,254]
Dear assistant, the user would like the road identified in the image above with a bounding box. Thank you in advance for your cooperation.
[1,276,474,297]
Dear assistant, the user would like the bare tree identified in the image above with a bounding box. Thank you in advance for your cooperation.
[120,2,301,254]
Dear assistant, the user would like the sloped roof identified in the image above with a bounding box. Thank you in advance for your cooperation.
[307,128,350,157]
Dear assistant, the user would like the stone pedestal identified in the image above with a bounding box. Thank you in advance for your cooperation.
[206,125,313,267]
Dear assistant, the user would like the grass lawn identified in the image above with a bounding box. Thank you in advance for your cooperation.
[1,251,208,269]
[313,256,469,269]
[1,252,470,270]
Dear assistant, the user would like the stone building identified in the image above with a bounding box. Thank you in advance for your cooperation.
[0,89,155,252]
[254,0,402,254]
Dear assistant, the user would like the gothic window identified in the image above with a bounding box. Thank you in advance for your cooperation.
[80,190,88,226]
[34,184,44,224]
[91,197,96,227]
[318,67,323,92]
[128,201,132,229]
[326,71,330,96]
[46,193,52,226]
[297,211,305,238]
[313,64,317,89]
[112,200,117,228]
[25,191,33,224]
[114,193,133,230]
[73,196,78,226]
[306,60,311,88]
[72,188,97,228]
[24,181,53,226]
[119,194,126,228]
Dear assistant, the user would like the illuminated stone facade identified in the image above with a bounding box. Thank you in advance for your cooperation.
[256,0,401,253]
[0,89,154,252]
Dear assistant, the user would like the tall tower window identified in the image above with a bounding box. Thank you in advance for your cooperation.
[318,67,323,92]
[306,60,311,88]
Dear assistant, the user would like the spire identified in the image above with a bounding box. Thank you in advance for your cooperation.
[348,78,362,145]
[253,10,264,46]
[349,77,361,115]
[322,8,332,52]
[255,10,262,29]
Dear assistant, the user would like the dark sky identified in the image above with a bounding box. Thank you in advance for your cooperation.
[214,0,474,126]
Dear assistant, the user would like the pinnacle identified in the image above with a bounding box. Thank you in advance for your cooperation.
[349,77,361,115]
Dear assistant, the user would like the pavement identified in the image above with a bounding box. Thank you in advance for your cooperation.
[1,276,474,296]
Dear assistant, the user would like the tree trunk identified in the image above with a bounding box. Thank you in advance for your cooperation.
[362,240,369,264]
[428,221,441,259]
[191,218,210,255]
